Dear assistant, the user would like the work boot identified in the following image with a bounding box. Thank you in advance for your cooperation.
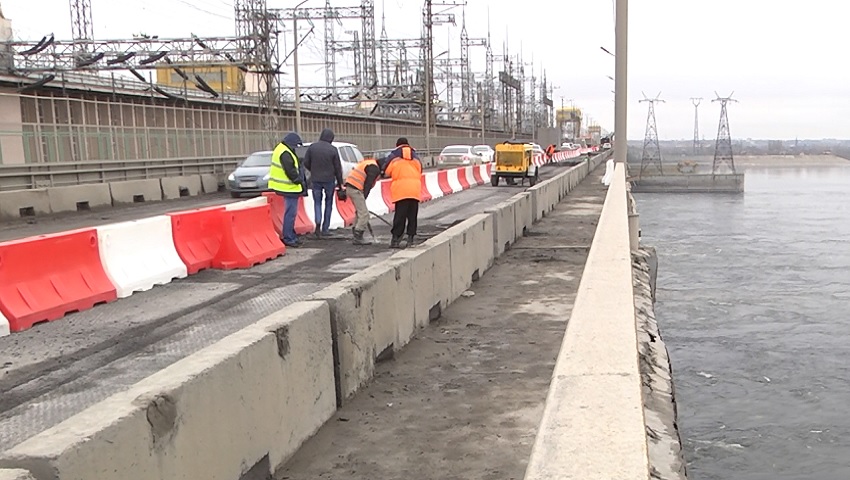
[406,234,415,247]
[314,226,322,239]
[390,236,402,249]
[353,230,372,245]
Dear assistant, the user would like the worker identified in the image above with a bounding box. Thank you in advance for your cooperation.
[268,132,307,248]
[343,156,382,245]
[545,144,556,160]
[304,128,344,238]
[383,137,423,249]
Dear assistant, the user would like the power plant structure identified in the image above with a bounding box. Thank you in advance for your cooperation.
[0,0,561,171]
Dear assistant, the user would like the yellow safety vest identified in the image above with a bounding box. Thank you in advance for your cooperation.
[268,142,303,194]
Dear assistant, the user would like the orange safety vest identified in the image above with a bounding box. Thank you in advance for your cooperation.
[385,145,422,202]
[345,158,379,191]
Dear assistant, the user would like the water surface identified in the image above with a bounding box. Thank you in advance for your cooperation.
[636,166,850,480]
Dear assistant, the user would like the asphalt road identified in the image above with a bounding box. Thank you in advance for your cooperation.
[0,161,580,453]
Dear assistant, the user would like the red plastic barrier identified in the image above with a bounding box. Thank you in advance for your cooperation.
[0,229,117,333]
[472,166,485,185]
[213,204,285,270]
[169,206,224,275]
[335,195,356,226]
[420,175,432,203]
[264,193,314,236]
[436,170,453,196]
[457,168,471,190]
[381,181,396,212]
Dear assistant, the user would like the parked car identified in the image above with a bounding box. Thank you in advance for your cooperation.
[472,144,495,163]
[437,145,484,167]
[227,142,366,197]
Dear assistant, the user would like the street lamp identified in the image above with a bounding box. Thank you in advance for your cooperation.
[614,0,627,164]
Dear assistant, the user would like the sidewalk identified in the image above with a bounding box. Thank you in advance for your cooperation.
[276,169,608,480]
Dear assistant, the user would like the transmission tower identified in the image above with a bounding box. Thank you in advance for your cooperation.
[422,0,464,148]
[690,97,702,155]
[712,92,737,174]
[69,0,93,43]
[639,92,664,177]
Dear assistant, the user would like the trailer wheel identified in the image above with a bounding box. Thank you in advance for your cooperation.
[491,175,499,186]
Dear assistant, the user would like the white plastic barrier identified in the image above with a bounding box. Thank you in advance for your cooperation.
[478,164,492,184]
[366,180,391,215]
[224,196,269,210]
[463,166,478,186]
[302,190,346,231]
[602,159,615,186]
[0,311,9,337]
[424,172,444,200]
[97,216,188,298]
[447,168,464,193]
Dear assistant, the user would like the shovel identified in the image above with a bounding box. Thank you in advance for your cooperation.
[368,210,394,228]
[366,222,378,242]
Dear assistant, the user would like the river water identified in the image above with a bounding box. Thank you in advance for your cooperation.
[635,165,850,480]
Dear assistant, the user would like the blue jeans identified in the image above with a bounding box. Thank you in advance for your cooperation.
[282,194,300,245]
[312,181,335,233]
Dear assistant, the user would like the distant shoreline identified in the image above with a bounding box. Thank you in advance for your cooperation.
[734,155,850,168]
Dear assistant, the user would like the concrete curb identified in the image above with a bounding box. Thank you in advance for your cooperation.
[0,153,610,480]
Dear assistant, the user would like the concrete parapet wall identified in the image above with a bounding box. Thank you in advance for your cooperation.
[160,175,203,200]
[109,179,163,205]
[45,184,112,214]
[524,162,650,479]
[0,301,336,480]
[0,189,50,220]
[632,173,744,193]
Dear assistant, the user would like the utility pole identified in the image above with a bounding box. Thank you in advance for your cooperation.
[478,82,485,141]
[690,97,702,155]
[712,91,738,175]
[614,0,628,164]
[292,0,312,134]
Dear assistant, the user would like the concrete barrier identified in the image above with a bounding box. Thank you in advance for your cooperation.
[309,256,416,405]
[46,184,112,214]
[0,189,50,220]
[484,199,518,258]
[0,470,34,480]
[0,301,336,480]
[160,175,203,200]
[392,235,453,329]
[109,179,163,205]
[523,163,649,480]
[200,173,220,194]
[509,191,534,238]
[445,213,495,299]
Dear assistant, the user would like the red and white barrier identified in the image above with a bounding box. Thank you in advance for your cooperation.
[97,216,189,298]
[1,312,9,337]
[0,164,499,336]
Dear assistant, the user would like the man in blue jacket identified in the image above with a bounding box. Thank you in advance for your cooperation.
[304,128,344,238]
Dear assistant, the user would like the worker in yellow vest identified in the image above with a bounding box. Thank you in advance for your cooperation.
[268,132,306,247]
[343,157,381,245]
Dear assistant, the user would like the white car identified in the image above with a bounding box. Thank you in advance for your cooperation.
[437,145,485,166]
[472,144,495,163]
[226,141,366,197]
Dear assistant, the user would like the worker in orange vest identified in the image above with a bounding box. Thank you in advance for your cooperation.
[383,137,423,248]
[545,144,556,160]
[343,157,381,245]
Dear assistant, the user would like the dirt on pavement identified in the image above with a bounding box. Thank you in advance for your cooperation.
[277,168,608,480]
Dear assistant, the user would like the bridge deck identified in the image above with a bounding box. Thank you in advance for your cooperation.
[0,162,577,453]
[276,168,607,479]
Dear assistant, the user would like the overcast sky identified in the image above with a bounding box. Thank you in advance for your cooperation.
[3,0,848,140]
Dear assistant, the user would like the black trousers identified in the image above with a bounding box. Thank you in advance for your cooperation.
[391,199,419,238]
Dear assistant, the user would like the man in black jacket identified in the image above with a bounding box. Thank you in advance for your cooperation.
[304,128,344,238]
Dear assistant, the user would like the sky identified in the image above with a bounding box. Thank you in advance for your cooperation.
[2,0,849,140]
